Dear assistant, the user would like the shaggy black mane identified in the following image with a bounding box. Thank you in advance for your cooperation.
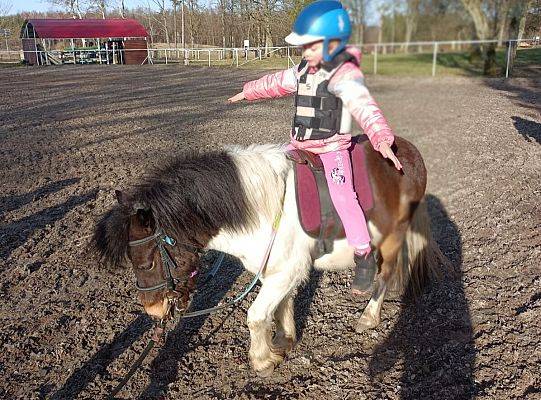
[93,149,255,266]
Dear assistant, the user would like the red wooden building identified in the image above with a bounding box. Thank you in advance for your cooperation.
[20,19,150,66]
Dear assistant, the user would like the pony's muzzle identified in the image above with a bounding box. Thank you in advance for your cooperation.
[141,297,170,320]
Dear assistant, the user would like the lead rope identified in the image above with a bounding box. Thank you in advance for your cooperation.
[181,206,283,318]
[107,199,285,399]
[107,320,166,400]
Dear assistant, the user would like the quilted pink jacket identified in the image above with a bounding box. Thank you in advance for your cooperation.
[242,46,394,154]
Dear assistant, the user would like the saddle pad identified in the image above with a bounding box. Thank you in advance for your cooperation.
[294,139,374,238]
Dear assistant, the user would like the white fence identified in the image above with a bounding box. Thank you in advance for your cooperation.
[1,38,538,78]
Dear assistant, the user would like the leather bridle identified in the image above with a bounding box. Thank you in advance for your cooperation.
[128,227,202,293]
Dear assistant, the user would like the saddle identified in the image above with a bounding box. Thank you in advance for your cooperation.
[286,135,374,254]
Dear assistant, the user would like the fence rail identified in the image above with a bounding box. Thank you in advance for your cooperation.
[1,38,538,78]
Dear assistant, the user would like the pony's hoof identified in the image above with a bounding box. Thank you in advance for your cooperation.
[251,351,283,377]
[255,363,275,377]
[355,315,379,333]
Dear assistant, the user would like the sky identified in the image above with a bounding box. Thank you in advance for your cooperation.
[14,0,381,25]
[13,0,149,13]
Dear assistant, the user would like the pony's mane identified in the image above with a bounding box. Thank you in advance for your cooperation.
[93,144,289,266]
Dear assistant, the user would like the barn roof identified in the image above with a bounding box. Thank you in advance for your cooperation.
[21,19,148,39]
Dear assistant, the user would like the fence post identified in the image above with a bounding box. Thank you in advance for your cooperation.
[165,49,168,64]
[42,39,49,65]
[208,49,211,67]
[259,47,262,60]
[97,38,102,64]
[235,48,239,67]
[432,42,438,77]
[374,44,378,75]
[505,40,511,78]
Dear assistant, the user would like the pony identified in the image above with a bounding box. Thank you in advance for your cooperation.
[93,137,441,377]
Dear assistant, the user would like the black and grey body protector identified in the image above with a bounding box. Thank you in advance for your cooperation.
[293,51,357,141]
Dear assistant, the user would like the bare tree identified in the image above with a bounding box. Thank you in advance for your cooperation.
[150,0,170,46]
[49,0,85,19]
[172,0,180,48]
[403,0,420,52]
[344,0,367,45]
[89,0,108,18]
[118,0,126,18]
[497,0,511,46]
[460,0,500,75]
[507,0,534,75]
[0,0,12,17]
[461,0,534,75]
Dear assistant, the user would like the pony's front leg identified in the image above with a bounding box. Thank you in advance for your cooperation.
[247,272,302,377]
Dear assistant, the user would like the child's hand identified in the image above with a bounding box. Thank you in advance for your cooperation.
[378,143,403,170]
[228,92,245,103]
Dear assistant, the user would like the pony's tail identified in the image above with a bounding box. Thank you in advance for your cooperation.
[393,200,447,299]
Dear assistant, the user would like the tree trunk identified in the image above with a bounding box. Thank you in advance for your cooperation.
[403,13,417,53]
[508,0,534,76]
[263,2,273,56]
[219,0,226,49]
[188,0,195,48]
[173,0,178,49]
[99,0,106,19]
[74,0,83,19]
[461,0,496,75]
[119,0,126,18]
[497,1,510,47]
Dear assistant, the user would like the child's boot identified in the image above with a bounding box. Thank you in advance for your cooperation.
[351,247,376,296]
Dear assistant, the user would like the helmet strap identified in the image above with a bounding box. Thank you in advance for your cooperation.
[323,38,347,62]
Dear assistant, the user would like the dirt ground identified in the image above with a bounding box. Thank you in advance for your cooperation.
[0,65,540,400]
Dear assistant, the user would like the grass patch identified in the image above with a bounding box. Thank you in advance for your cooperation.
[0,61,24,68]
[199,47,540,77]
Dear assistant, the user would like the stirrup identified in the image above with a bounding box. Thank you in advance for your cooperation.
[351,252,377,293]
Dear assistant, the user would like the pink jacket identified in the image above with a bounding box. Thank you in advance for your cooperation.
[242,46,395,154]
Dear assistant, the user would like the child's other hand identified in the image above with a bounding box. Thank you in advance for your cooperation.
[378,143,403,170]
[228,92,245,103]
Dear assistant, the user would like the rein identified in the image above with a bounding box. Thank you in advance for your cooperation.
[108,202,285,399]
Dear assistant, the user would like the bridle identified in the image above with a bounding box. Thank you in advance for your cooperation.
[109,201,285,399]
[128,227,203,294]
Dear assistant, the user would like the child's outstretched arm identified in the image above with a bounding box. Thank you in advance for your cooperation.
[331,66,402,170]
[228,66,299,103]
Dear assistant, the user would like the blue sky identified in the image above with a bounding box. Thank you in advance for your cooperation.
[13,0,151,13]
[15,0,381,25]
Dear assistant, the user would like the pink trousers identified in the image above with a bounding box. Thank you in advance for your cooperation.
[318,149,371,249]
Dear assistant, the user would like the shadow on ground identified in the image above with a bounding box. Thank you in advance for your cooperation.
[368,194,477,399]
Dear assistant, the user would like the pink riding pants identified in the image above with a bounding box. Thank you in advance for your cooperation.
[319,149,371,249]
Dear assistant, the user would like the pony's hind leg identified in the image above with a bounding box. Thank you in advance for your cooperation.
[355,225,407,333]
[272,295,296,354]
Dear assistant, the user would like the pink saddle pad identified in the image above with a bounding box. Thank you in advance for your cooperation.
[293,138,374,238]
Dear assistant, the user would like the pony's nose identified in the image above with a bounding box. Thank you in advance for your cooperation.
[142,297,169,320]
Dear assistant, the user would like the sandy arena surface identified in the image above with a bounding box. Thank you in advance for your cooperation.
[0,65,540,399]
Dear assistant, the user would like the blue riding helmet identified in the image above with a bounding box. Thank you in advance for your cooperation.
[285,0,352,62]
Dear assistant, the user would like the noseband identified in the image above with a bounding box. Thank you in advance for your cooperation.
[128,227,202,293]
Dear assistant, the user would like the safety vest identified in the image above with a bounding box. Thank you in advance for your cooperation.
[292,51,357,141]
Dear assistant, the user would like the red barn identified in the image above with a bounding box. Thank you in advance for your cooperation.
[20,19,150,66]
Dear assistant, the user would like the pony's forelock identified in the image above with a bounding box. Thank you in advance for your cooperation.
[93,205,131,268]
